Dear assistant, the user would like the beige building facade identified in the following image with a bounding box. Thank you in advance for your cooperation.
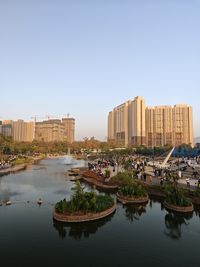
[12,120,35,142]
[146,106,173,147]
[130,96,146,146]
[35,119,64,142]
[62,118,75,143]
[108,97,194,147]
[35,118,75,143]
[114,101,130,146]
[2,120,34,142]
[173,105,194,147]
[146,104,194,147]
[108,96,146,146]
[108,111,115,141]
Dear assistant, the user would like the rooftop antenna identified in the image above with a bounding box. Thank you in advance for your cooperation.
[31,116,38,123]
[46,114,52,120]
[31,116,45,123]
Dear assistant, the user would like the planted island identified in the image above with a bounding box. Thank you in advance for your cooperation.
[117,180,149,204]
[53,182,116,222]
[164,173,193,213]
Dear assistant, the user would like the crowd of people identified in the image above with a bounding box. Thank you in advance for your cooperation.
[87,156,148,181]
[0,161,12,170]
[88,159,118,177]
[87,153,200,190]
[0,156,17,170]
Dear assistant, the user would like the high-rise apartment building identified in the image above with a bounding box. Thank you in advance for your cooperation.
[108,97,194,147]
[108,96,146,146]
[35,119,64,142]
[146,104,194,147]
[108,111,115,141]
[12,120,35,142]
[114,101,130,146]
[2,120,13,137]
[173,104,194,146]
[146,106,173,147]
[130,96,146,146]
[35,118,75,143]
[0,121,2,135]
[62,118,75,143]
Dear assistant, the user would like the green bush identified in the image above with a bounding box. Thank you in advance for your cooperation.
[164,174,192,207]
[55,182,114,214]
[119,181,147,198]
[109,172,134,186]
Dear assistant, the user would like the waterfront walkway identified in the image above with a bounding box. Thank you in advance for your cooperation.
[0,164,27,176]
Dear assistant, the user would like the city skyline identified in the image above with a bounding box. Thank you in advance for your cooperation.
[0,117,75,144]
[1,1,200,140]
[108,97,194,147]
[1,92,199,141]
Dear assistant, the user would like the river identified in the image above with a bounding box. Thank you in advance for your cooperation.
[0,157,200,267]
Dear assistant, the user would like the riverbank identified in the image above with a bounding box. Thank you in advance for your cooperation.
[0,154,78,178]
[81,170,200,206]
[0,164,27,176]
[0,155,46,177]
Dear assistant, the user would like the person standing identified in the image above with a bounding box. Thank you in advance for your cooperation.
[186,178,190,188]
[197,178,200,189]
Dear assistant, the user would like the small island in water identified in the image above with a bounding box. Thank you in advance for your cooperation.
[53,182,116,223]
[117,180,149,204]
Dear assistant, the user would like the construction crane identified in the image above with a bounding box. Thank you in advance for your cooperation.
[63,113,70,118]
[30,116,45,123]
[46,114,59,120]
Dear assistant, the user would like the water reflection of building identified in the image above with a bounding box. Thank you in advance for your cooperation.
[164,212,193,239]
[53,213,115,240]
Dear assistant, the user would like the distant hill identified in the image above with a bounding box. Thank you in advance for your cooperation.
[194,137,200,144]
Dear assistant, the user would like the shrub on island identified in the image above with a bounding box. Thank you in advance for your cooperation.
[117,181,149,204]
[109,171,134,187]
[119,181,148,198]
[164,173,193,212]
[55,181,115,215]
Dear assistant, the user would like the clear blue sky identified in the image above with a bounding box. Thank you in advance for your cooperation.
[0,0,199,140]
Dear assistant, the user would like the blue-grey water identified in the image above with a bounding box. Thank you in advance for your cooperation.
[0,157,200,267]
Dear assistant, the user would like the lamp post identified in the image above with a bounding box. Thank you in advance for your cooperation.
[153,147,155,167]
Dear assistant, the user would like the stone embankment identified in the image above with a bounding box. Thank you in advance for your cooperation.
[0,164,27,177]
[82,171,118,191]
[53,204,117,223]
[117,193,149,204]
[164,201,194,213]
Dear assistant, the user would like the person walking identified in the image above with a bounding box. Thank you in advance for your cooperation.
[186,178,190,188]
[197,178,200,189]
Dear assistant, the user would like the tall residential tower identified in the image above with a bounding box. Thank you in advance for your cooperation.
[35,117,75,143]
[108,97,194,147]
[108,96,146,146]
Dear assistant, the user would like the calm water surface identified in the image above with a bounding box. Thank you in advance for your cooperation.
[0,157,200,267]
